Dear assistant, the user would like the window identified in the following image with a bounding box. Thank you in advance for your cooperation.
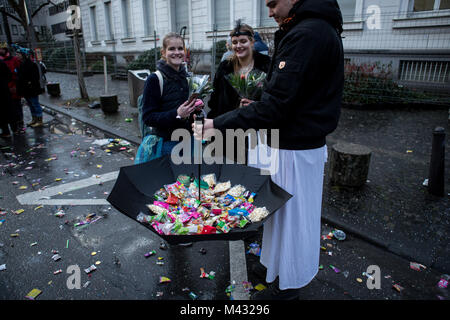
[104,1,114,40]
[90,6,98,41]
[122,0,133,37]
[337,0,357,22]
[12,25,18,35]
[213,0,230,30]
[412,0,450,11]
[51,22,67,35]
[259,0,277,27]
[143,0,155,36]
[173,0,189,34]
[399,60,449,83]
[49,1,69,16]
[441,0,450,9]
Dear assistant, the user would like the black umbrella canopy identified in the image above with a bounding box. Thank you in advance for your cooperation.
[107,155,292,244]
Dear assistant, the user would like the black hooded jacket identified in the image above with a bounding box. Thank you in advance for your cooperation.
[17,58,42,98]
[213,0,344,150]
[142,60,191,140]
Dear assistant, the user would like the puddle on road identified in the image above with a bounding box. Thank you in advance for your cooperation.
[49,118,92,136]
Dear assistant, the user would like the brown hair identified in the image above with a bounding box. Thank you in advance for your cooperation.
[160,32,185,60]
[228,22,255,73]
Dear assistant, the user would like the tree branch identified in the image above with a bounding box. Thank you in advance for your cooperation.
[31,1,57,18]
[0,7,25,25]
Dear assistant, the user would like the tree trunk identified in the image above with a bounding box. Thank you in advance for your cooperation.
[329,142,372,188]
[73,29,89,100]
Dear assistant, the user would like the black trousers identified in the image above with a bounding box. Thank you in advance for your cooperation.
[1,98,23,133]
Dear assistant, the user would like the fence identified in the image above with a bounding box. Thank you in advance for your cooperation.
[30,11,450,107]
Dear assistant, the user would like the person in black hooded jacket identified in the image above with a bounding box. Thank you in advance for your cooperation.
[0,60,12,138]
[16,49,45,128]
[194,0,344,300]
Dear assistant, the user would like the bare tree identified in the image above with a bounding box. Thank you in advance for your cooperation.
[0,0,56,43]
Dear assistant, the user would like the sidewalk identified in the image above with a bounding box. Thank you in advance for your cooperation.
[40,72,450,275]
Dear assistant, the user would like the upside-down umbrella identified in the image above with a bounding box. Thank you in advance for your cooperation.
[107,155,292,244]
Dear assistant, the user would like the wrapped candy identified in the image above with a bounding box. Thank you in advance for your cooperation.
[136,212,153,224]
[201,174,217,188]
[227,185,246,198]
[165,193,179,205]
[214,181,231,194]
[164,181,188,199]
[147,177,267,236]
[201,225,216,234]
[147,204,167,215]
[228,208,249,217]
[248,207,269,222]
[177,174,191,185]
[151,221,164,235]
[154,188,168,201]
[154,201,170,210]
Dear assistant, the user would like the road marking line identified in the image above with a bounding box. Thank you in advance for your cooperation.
[16,171,119,205]
[32,199,110,206]
[229,240,250,300]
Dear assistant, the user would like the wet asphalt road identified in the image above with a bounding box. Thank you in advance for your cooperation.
[0,108,448,302]
[0,111,231,300]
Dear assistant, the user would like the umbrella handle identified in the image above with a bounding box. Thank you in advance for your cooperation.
[195,113,205,203]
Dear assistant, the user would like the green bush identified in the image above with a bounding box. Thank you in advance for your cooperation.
[343,62,448,106]
[215,40,227,69]
[127,47,161,71]
[41,46,76,70]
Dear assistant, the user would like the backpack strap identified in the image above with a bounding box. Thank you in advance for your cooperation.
[154,70,163,95]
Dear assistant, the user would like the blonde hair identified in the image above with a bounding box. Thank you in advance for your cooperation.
[160,32,185,60]
[228,23,255,73]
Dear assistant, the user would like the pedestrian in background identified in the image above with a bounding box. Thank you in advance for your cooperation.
[16,48,45,128]
[0,43,25,135]
[254,32,269,55]
[194,0,344,300]
[220,36,234,62]
[0,59,12,138]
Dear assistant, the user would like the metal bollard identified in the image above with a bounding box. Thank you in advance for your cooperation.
[428,127,445,197]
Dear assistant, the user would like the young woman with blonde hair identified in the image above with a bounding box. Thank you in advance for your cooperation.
[208,21,270,119]
[140,32,203,160]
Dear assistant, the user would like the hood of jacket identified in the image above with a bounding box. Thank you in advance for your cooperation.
[156,59,188,81]
[284,0,343,34]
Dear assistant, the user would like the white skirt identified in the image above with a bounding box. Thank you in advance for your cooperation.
[248,134,327,290]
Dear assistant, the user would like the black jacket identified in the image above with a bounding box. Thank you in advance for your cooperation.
[0,60,11,103]
[17,58,42,98]
[213,0,344,150]
[208,51,271,119]
[142,60,191,140]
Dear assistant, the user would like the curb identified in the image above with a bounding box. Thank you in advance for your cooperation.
[321,213,388,250]
[321,213,449,275]
[40,101,141,146]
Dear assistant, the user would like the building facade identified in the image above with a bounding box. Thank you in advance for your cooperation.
[78,0,278,65]
[77,0,449,89]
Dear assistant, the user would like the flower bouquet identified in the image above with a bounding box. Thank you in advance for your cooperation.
[187,74,214,102]
[226,71,266,102]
